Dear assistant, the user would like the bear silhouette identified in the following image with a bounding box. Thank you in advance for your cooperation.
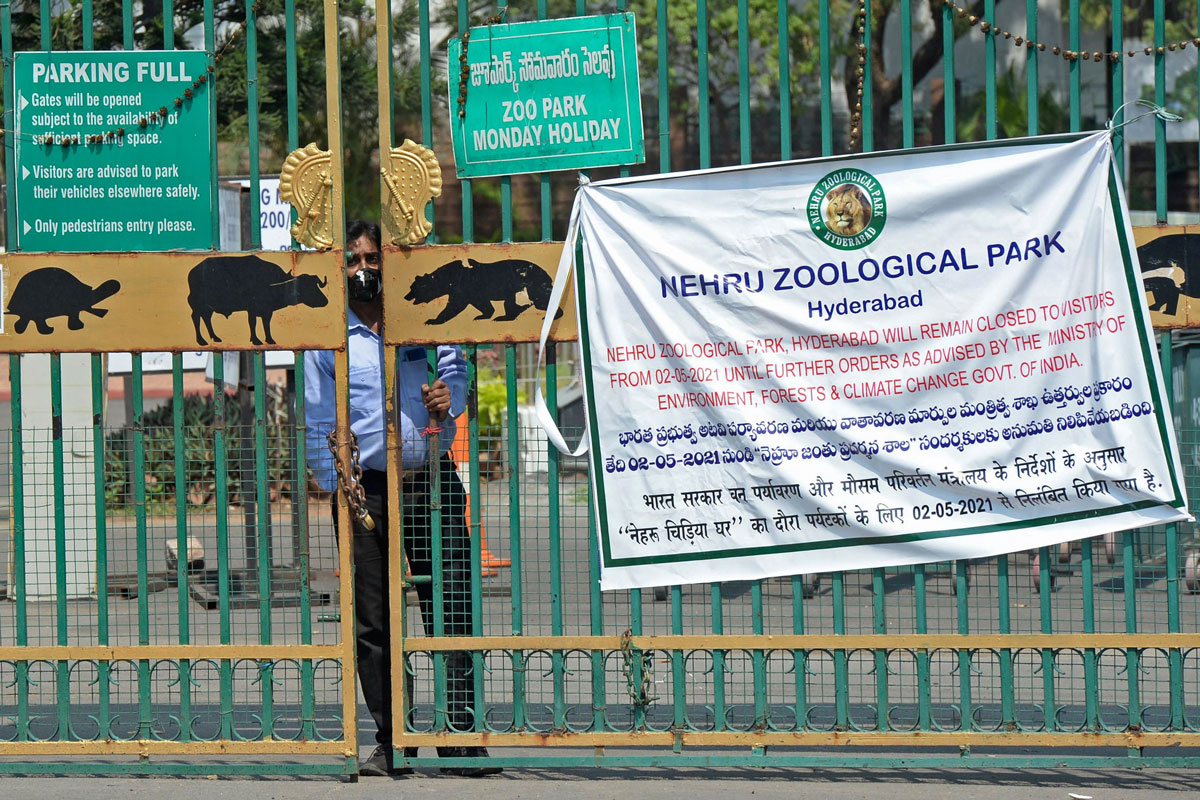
[1138,233,1200,317]
[405,257,564,325]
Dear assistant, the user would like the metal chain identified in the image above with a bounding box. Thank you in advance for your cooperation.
[327,430,375,531]
[455,9,509,119]
[619,629,655,711]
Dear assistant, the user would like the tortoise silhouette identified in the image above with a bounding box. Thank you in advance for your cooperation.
[7,267,121,334]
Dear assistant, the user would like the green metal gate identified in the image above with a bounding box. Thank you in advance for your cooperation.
[4,0,1200,777]
[0,0,361,775]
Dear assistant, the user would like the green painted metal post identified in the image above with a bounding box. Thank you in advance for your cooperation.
[1162,333,1184,730]
[92,355,111,740]
[50,355,70,740]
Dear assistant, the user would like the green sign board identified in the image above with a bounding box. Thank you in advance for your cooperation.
[14,50,215,252]
[447,13,644,178]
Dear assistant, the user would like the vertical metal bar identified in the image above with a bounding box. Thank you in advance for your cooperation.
[1069,0,1080,132]
[386,346,408,747]
[548,345,566,730]
[246,0,262,249]
[630,585,645,730]
[309,0,353,758]
[818,0,832,155]
[50,355,69,741]
[872,568,887,731]
[254,355,273,736]
[737,0,750,163]
[956,560,971,732]
[900,0,913,148]
[10,356,28,740]
[39,0,49,49]
[92,355,111,739]
[914,565,930,731]
[377,0,397,243]
[132,358,153,739]
[1081,537,1098,731]
[204,0,219,249]
[504,347,528,734]
[832,572,848,729]
[657,0,669,171]
[1026,0,1038,137]
[537,2,554,232]
[320,0,354,753]
[790,576,806,731]
[163,0,174,49]
[744,582,763,734]
[942,0,956,144]
[285,0,298,147]
[777,0,790,159]
[1122,529,1140,734]
[1162,333,1183,730]
[122,0,132,50]
[458,0,473,243]
[294,353,315,740]
[419,0,434,157]
[466,347,484,730]
[1039,544,1054,731]
[670,583,686,738]
[997,556,1014,730]
[1110,0,1124,175]
[83,0,94,49]
[698,0,710,168]
[428,349,448,734]
[332,351,357,752]
[2,0,15,250]
[213,356,234,741]
[171,356,190,740]
[588,502,605,733]
[505,344,525,730]
[984,0,996,140]
[738,0,765,732]
[1154,0,1166,222]
[710,584,725,731]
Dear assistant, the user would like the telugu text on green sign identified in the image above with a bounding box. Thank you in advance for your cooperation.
[14,50,215,252]
[447,13,644,178]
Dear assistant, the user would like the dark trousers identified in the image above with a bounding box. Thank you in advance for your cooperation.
[341,457,478,744]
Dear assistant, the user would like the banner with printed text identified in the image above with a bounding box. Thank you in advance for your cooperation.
[566,132,1190,591]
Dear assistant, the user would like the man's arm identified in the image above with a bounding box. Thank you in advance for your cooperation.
[303,349,337,491]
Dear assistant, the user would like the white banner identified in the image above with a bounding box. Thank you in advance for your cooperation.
[558,132,1190,591]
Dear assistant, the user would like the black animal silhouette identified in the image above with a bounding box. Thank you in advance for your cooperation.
[7,267,120,334]
[1138,233,1200,317]
[187,254,329,346]
[405,257,563,325]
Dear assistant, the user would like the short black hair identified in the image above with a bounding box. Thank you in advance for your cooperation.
[347,220,381,250]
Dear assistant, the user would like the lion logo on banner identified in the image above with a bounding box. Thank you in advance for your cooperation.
[824,184,872,236]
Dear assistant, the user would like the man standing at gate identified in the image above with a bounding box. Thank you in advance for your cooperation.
[304,220,500,778]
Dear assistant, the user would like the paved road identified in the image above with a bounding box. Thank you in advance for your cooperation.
[0,758,1198,800]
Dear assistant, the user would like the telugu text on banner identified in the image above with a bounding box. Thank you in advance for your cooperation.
[556,132,1190,591]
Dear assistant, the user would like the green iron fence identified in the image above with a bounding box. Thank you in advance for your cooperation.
[3,0,1200,776]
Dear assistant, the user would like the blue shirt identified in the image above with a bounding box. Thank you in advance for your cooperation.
[304,309,467,490]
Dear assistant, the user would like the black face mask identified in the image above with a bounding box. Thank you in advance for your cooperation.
[348,267,382,302]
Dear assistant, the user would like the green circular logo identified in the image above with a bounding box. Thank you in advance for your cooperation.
[807,168,887,250]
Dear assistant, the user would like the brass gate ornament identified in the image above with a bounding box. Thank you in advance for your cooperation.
[280,142,335,250]
[382,139,442,245]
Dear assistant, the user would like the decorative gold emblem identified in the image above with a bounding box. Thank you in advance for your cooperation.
[280,143,334,250]
[382,139,443,245]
